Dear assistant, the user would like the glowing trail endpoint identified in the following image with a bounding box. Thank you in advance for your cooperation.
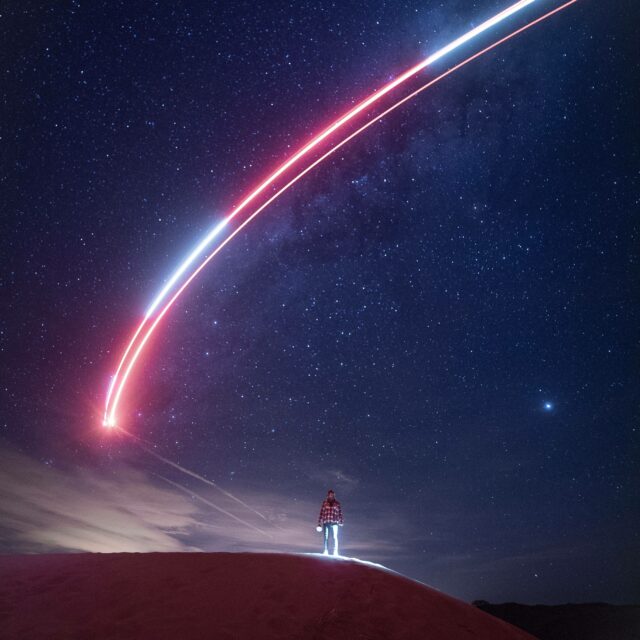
[104,0,577,427]
[102,217,228,426]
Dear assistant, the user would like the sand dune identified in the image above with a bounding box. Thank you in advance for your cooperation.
[0,552,536,639]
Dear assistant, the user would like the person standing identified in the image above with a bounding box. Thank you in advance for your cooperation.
[316,489,343,556]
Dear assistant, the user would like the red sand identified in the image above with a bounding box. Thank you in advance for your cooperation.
[0,552,536,639]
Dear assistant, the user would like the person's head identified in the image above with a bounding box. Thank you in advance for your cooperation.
[327,489,335,502]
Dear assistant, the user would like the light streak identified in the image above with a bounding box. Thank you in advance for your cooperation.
[103,218,228,425]
[104,0,577,427]
[145,218,229,319]
[141,444,272,524]
[424,0,534,65]
[118,426,273,524]
[155,474,271,538]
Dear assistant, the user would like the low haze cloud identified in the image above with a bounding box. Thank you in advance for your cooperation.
[0,446,406,560]
[0,447,202,553]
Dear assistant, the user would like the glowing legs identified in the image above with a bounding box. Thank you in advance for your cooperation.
[323,524,340,556]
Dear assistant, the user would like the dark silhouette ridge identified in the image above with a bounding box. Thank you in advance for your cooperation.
[474,601,640,640]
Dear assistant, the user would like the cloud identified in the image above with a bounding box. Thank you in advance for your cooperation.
[0,447,203,553]
[304,467,360,489]
[155,475,407,563]
[0,446,407,561]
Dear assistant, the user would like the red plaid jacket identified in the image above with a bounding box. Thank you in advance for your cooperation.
[318,499,343,525]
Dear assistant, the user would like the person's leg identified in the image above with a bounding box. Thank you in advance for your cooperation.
[323,524,329,554]
[332,524,339,556]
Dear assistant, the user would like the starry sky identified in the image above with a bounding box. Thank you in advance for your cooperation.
[1,0,638,605]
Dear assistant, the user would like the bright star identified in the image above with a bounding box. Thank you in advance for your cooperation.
[543,402,553,411]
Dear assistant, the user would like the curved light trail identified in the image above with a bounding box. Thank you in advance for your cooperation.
[104,0,577,428]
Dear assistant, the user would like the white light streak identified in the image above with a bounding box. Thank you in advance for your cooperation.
[142,1,535,323]
[425,0,536,65]
[145,218,228,318]
[103,0,578,428]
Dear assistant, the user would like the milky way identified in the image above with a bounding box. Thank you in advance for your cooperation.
[1,0,638,604]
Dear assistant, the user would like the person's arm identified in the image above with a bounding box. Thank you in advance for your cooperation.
[337,502,344,525]
[317,502,325,526]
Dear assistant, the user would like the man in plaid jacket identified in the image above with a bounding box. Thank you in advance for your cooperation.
[316,489,343,556]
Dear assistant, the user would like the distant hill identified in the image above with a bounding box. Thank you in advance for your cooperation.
[474,601,640,640]
[0,552,535,639]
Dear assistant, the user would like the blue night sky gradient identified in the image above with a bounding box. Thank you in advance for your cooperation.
[1,0,638,604]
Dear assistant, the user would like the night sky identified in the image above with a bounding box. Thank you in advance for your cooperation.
[1,0,638,605]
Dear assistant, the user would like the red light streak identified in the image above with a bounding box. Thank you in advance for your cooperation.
[104,1,578,427]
